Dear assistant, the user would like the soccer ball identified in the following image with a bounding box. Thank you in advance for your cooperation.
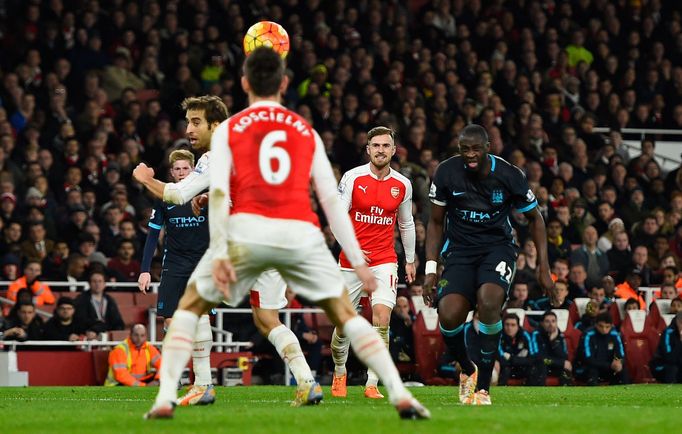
[243,21,290,59]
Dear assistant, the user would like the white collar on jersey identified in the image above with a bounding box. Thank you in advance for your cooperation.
[250,100,283,108]
[364,163,394,181]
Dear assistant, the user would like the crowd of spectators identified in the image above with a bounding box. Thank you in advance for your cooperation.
[1,0,682,381]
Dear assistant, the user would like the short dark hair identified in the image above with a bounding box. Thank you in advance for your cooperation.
[503,312,520,325]
[596,312,613,324]
[181,95,229,125]
[459,124,489,144]
[367,126,395,144]
[244,47,285,97]
[542,311,557,321]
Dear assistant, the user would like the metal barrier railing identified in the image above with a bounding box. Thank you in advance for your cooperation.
[593,126,682,170]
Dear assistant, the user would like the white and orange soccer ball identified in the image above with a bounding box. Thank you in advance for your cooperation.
[243,21,290,59]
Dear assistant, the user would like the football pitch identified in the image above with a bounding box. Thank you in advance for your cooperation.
[1,385,680,434]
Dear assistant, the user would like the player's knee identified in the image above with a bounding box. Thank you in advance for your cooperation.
[477,297,502,317]
[371,304,391,326]
[253,309,281,335]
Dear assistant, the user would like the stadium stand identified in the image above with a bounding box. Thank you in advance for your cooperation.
[2,0,682,386]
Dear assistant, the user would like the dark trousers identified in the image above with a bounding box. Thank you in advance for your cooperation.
[579,365,629,386]
[528,364,572,386]
[498,359,544,385]
[652,364,681,384]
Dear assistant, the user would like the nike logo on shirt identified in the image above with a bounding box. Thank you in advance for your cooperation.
[167,205,176,210]
[452,191,466,196]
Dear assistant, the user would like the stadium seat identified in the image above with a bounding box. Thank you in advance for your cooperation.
[410,295,427,315]
[661,314,676,326]
[646,299,671,332]
[568,298,590,325]
[552,309,570,332]
[412,311,444,384]
[109,292,136,306]
[108,330,129,342]
[620,310,658,383]
[135,292,158,308]
[119,304,149,328]
[609,299,627,327]
[92,350,111,386]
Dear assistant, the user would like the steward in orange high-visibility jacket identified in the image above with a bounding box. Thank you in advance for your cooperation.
[105,324,161,386]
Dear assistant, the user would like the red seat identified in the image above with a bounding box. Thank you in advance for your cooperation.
[620,310,658,383]
[412,311,444,384]
[119,304,149,328]
[646,299,671,332]
[108,330,129,341]
[135,292,158,308]
[92,350,111,386]
[563,325,582,363]
[109,292,136,306]
[568,298,590,326]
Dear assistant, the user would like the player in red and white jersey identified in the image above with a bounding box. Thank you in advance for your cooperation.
[331,126,416,400]
[145,47,429,420]
[134,96,319,408]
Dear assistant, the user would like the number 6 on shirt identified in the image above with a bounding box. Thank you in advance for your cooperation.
[259,130,291,185]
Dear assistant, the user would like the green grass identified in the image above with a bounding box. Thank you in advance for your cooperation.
[0,385,680,434]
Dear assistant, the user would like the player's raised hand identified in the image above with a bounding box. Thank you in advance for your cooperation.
[138,272,151,294]
[132,162,155,184]
[191,194,209,216]
[212,258,237,299]
[405,262,416,284]
[354,264,377,293]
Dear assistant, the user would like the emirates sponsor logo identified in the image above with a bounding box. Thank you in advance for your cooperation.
[390,186,400,198]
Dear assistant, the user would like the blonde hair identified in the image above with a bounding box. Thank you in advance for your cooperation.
[169,149,195,167]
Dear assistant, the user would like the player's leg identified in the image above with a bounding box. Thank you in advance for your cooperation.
[318,294,429,419]
[157,275,214,407]
[330,270,364,398]
[250,269,320,406]
[277,241,429,419]
[364,263,398,398]
[146,246,255,419]
[436,258,478,404]
[247,263,322,406]
[471,246,516,404]
[146,282,217,418]
[472,282,505,403]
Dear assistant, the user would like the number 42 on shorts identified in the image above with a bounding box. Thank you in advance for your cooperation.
[495,261,514,283]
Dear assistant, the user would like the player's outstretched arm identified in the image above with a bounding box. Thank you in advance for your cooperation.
[133,163,167,199]
[424,203,446,305]
[525,207,555,297]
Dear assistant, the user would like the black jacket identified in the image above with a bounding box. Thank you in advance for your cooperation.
[577,327,625,370]
[650,320,681,368]
[532,329,568,369]
[499,329,536,366]
[74,292,125,334]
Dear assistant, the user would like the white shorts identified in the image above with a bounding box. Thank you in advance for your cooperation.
[190,216,344,306]
[251,269,287,309]
[342,262,398,309]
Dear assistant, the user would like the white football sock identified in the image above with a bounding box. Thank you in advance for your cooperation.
[365,325,389,387]
[343,316,410,404]
[331,328,349,376]
[192,314,213,386]
[268,324,315,385]
[155,310,198,406]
